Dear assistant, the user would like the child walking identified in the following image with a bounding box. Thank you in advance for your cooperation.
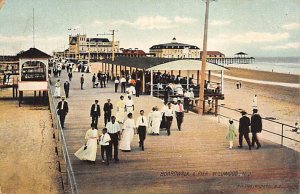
[100,128,111,165]
[226,119,238,149]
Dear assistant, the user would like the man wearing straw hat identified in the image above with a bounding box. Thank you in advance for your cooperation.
[56,96,69,129]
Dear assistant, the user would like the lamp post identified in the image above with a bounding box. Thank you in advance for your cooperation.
[198,0,215,115]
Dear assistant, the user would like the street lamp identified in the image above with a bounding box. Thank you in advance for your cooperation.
[198,0,216,115]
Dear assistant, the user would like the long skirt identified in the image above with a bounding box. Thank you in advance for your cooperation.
[116,108,126,123]
[54,87,61,97]
[152,119,161,134]
[119,128,134,151]
[74,139,98,161]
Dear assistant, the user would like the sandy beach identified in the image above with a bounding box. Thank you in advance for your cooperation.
[225,67,300,84]
[0,90,63,194]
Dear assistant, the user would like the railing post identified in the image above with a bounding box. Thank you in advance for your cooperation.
[281,124,284,147]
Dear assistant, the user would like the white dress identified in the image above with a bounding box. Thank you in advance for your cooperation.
[152,111,162,134]
[119,118,135,151]
[147,111,154,134]
[54,82,61,97]
[74,129,99,161]
[125,99,134,114]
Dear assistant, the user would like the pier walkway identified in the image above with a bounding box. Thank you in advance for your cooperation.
[50,69,299,194]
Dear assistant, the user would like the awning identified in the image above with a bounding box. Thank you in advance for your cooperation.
[101,57,228,71]
[147,59,228,71]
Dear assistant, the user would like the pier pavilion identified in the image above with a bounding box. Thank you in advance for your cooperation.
[101,56,228,114]
[18,48,50,106]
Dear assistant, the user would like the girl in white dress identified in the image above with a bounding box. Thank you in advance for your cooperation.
[74,124,99,163]
[54,79,61,98]
[119,113,136,152]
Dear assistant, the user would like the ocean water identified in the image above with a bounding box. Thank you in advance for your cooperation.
[227,57,300,75]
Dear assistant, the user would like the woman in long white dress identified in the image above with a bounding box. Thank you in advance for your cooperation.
[54,79,61,98]
[119,113,135,152]
[116,95,126,123]
[152,107,162,135]
[147,107,155,134]
[74,124,99,163]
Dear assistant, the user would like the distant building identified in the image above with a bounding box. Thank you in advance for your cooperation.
[200,51,225,58]
[54,34,120,60]
[149,37,200,59]
[121,48,146,57]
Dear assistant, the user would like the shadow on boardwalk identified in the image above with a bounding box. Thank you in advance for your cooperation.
[50,69,300,194]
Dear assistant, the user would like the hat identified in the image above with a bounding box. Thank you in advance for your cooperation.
[61,96,66,99]
[229,118,233,122]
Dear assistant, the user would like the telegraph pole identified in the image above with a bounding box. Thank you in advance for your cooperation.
[97,29,117,61]
[198,0,214,115]
[32,8,35,48]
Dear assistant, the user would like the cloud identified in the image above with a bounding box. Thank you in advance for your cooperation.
[210,20,231,26]
[91,19,104,27]
[0,34,28,42]
[0,34,65,54]
[282,23,300,30]
[174,16,197,24]
[262,42,300,50]
[213,32,290,44]
[112,15,196,30]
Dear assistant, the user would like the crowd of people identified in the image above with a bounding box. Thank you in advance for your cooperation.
[70,95,187,165]
[50,59,275,166]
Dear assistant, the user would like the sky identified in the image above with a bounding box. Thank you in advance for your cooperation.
[0,0,299,57]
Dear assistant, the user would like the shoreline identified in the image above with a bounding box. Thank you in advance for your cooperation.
[224,67,300,84]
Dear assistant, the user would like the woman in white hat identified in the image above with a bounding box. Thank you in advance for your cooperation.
[54,79,61,98]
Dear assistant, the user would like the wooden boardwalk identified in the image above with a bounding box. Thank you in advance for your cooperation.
[50,69,299,194]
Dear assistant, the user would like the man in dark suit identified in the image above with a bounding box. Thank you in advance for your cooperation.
[80,74,84,90]
[90,100,101,129]
[251,109,262,149]
[238,111,252,150]
[92,73,96,88]
[103,99,113,126]
[135,78,141,97]
[57,96,69,128]
[97,71,101,83]
[64,80,70,98]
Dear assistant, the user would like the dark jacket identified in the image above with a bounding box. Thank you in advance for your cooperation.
[92,75,96,82]
[239,115,250,133]
[103,103,113,113]
[251,113,262,133]
[90,104,100,117]
[57,101,69,115]
[135,80,141,89]
[64,82,70,91]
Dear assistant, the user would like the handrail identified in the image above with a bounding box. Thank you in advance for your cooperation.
[217,105,300,146]
[48,81,79,194]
